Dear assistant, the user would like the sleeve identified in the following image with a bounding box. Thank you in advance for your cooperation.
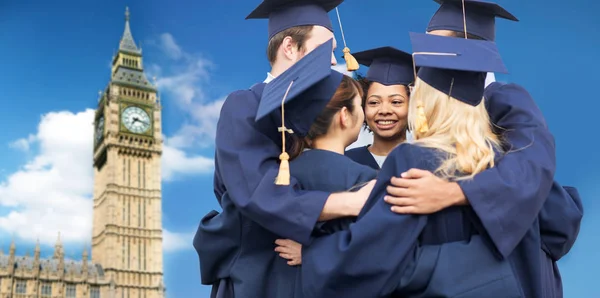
[458,83,556,258]
[313,162,378,235]
[215,90,329,245]
[301,145,428,298]
[538,184,583,261]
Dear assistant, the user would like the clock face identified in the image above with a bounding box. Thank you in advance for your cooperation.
[95,117,104,142]
[121,106,151,134]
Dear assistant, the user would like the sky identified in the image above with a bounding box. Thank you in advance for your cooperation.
[0,0,598,297]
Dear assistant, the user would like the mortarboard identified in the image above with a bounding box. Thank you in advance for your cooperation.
[410,32,508,107]
[247,0,343,40]
[353,47,415,86]
[427,0,518,41]
[256,39,344,185]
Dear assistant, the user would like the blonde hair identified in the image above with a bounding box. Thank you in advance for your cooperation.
[407,78,502,181]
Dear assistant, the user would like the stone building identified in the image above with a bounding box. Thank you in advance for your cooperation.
[0,7,165,298]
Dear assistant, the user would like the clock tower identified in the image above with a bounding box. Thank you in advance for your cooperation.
[92,7,165,298]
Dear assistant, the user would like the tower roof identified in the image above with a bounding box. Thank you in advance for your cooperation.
[119,7,141,55]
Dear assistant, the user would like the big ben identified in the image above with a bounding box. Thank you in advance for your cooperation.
[92,7,165,298]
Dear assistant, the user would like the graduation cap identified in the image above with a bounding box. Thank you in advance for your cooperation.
[246,0,343,40]
[427,0,518,41]
[353,47,414,86]
[409,32,508,132]
[256,39,344,185]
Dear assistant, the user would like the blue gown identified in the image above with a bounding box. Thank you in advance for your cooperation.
[345,145,380,170]
[301,144,523,298]
[194,83,331,298]
[477,82,583,298]
[270,149,378,298]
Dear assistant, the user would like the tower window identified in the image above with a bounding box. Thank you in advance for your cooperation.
[15,280,26,293]
[66,284,76,298]
[138,241,142,270]
[41,282,52,297]
[128,239,131,268]
[138,200,141,228]
[91,286,100,298]
[128,159,131,186]
[123,159,125,184]
[144,241,147,270]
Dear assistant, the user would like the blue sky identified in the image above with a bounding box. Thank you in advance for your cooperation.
[0,0,598,297]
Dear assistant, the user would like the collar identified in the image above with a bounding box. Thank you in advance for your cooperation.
[264,72,275,83]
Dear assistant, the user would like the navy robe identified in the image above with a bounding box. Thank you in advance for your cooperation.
[301,144,522,298]
[347,142,582,266]
[269,149,378,298]
[345,145,380,170]
[194,83,332,298]
[475,82,583,297]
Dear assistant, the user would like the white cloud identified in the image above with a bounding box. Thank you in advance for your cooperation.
[158,33,183,60]
[149,33,224,149]
[0,109,210,246]
[162,229,194,253]
[0,110,95,245]
[9,134,36,152]
[161,144,213,181]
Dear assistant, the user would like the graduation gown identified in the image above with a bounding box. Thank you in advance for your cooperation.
[345,145,380,170]
[301,143,522,298]
[473,82,583,297]
[194,83,330,298]
[346,141,582,266]
[268,149,378,298]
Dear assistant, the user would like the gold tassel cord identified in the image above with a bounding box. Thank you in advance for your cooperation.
[275,81,295,186]
[461,0,468,39]
[335,8,359,72]
[343,47,359,71]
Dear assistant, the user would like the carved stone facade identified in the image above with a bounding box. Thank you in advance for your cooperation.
[0,7,164,298]
[0,238,114,297]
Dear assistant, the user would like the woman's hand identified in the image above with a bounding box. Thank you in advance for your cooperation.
[385,169,467,214]
[275,239,302,266]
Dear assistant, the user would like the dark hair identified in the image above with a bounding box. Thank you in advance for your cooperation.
[288,76,363,159]
[266,26,314,65]
[355,73,411,133]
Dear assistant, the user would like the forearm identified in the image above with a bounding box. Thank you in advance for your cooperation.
[318,192,356,221]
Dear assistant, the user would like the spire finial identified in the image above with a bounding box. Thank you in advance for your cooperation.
[125,6,130,22]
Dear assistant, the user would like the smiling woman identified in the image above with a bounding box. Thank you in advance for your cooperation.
[345,46,415,169]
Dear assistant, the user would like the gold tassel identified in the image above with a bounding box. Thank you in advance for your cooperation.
[343,47,359,71]
[416,100,429,133]
[274,81,295,186]
[275,152,290,185]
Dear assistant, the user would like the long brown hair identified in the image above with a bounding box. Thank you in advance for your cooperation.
[289,75,363,159]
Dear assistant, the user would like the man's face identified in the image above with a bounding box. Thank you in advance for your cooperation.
[298,25,338,66]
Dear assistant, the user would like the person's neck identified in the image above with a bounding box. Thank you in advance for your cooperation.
[369,132,406,156]
[270,61,293,78]
[311,135,346,155]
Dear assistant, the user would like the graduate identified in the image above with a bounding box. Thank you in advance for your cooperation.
[417,1,583,296]
[345,47,414,169]
[253,40,377,297]
[260,35,523,298]
[298,33,524,298]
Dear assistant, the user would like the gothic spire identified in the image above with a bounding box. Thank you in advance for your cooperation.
[119,7,141,55]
